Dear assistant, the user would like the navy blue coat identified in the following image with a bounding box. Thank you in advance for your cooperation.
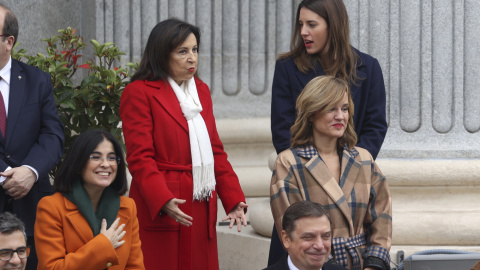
[270,49,387,159]
[0,59,64,236]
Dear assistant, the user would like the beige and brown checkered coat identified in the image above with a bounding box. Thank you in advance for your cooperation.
[270,144,392,269]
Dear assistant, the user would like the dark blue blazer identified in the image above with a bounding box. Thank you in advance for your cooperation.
[263,254,349,270]
[270,48,387,159]
[0,59,64,236]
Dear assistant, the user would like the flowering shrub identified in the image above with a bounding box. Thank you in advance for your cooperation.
[12,27,137,175]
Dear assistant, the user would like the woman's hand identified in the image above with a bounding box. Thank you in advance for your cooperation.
[162,198,193,226]
[100,218,126,249]
[222,202,248,232]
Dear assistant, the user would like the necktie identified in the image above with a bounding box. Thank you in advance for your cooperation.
[0,76,6,139]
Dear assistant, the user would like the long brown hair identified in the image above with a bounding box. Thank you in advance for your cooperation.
[279,0,360,84]
[290,76,356,150]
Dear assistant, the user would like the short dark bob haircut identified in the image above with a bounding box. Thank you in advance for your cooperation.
[54,129,128,195]
[282,201,331,238]
[131,18,201,82]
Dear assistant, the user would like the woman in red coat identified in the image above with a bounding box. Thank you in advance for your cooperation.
[120,18,248,270]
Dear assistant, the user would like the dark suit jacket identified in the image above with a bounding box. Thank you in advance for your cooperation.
[270,48,387,159]
[263,254,349,270]
[0,59,64,236]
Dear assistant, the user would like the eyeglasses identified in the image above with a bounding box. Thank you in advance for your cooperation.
[0,34,11,37]
[0,247,30,261]
[88,155,120,165]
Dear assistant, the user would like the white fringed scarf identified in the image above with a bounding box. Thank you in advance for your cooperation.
[168,77,215,201]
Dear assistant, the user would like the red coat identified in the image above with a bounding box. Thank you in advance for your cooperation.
[120,78,245,270]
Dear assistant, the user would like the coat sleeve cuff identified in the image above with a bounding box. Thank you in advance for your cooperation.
[363,246,390,270]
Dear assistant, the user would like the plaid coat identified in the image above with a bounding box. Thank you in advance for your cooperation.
[270,144,392,270]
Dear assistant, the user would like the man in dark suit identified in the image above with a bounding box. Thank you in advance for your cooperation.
[264,201,348,270]
[0,3,64,270]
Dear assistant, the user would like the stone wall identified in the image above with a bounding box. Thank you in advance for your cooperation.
[7,0,480,158]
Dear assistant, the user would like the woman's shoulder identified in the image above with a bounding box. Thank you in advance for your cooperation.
[120,196,137,209]
[349,146,374,161]
[37,193,67,213]
[353,47,379,67]
[275,56,296,67]
[276,147,305,165]
[194,77,209,91]
[39,192,64,203]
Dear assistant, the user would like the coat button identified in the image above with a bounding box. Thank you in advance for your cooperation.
[5,153,10,159]
[106,262,112,267]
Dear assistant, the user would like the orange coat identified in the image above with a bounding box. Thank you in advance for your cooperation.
[34,192,145,270]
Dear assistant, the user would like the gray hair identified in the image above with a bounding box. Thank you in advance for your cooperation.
[0,212,27,241]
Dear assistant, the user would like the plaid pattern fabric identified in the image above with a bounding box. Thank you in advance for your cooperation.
[332,233,366,270]
[271,144,392,269]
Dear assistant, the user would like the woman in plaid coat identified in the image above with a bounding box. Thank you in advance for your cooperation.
[270,76,392,270]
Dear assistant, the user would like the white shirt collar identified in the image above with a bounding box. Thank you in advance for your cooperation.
[0,56,12,85]
[287,255,322,270]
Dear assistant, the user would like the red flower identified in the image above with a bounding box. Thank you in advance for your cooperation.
[78,63,90,69]
[71,55,82,65]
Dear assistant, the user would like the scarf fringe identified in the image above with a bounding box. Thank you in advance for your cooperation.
[193,163,215,201]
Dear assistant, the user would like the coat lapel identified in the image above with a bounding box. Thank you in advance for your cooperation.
[338,149,362,203]
[6,60,24,146]
[305,155,353,224]
[149,80,189,132]
[64,197,94,244]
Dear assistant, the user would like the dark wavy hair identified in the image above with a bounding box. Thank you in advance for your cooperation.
[131,18,201,82]
[54,129,128,195]
[279,0,360,84]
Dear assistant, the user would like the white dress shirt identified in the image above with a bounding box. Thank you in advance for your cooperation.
[287,255,323,270]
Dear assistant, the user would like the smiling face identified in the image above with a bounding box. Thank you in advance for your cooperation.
[299,7,328,55]
[169,33,198,85]
[0,231,27,270]
[282,216,332,270]
[311,92,349,144]
[81,139,118,196]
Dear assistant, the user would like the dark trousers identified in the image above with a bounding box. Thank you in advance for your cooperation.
[4,194,37,270]
[268,225,287,266]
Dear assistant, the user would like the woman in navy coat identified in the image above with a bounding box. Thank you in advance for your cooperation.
[271,0,387,159]
[269,0,388,267]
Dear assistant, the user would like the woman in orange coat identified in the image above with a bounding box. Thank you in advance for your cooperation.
[34,130,144,269]
[120,18,248,269]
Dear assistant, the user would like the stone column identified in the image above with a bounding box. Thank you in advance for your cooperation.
[7,1,480,269]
